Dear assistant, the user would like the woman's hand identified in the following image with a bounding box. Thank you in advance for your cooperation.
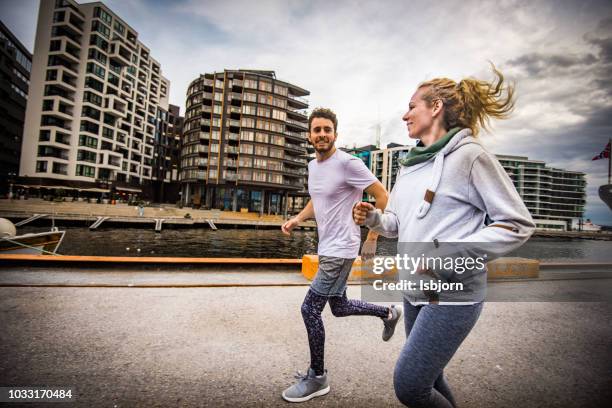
[353,202,375,225]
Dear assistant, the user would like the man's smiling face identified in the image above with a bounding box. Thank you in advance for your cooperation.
[308,117,337,154]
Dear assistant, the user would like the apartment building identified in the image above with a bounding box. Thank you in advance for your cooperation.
[19,0,170,198]
[497,155,586,231]
[370,142,413,192]
[0,21,32,193]
[150,103,183,203]
[181,69,309,215]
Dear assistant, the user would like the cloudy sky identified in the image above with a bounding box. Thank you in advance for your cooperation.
[2,0,611,224]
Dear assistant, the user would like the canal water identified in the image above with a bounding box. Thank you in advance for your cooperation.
[19,225,612,262]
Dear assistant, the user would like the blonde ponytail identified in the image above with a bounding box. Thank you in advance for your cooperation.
[418,63,515,136]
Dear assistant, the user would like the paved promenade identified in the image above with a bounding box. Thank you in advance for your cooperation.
[1,284,610,407]
[0,198,289,222]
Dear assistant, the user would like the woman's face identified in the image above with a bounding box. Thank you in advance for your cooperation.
[402,87,435,140]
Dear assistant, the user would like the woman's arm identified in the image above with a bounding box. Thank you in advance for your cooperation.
[460,150,535,248]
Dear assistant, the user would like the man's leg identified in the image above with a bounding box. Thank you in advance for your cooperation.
[300,288,329,375]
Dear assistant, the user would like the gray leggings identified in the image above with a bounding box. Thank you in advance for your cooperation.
[394,300,483,408]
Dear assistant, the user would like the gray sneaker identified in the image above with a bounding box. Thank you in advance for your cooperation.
[382,305,402,341]
[282,368,330,403]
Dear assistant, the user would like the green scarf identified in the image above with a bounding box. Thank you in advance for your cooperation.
[399,127,462,167]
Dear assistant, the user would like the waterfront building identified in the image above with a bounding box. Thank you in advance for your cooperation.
[151,103,183,203]
[370,143,414,192]
[342,144,378,169]
[19,0,171,199]
[497,155,586,231]
[181,69,309,215]
[0,21,32,194]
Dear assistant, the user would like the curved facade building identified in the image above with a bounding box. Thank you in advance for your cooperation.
[181,70,309,214]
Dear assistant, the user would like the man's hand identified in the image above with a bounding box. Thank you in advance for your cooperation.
[353,201,375,225]
[281,217,300,236]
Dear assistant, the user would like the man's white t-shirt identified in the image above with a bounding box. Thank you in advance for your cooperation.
[308,149,378,258]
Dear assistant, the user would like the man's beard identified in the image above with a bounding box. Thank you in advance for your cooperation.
[312,138,335,154]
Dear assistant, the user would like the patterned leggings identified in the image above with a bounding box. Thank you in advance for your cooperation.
[301,288,389,375]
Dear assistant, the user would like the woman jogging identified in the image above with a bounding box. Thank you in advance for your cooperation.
[353,65,535,407]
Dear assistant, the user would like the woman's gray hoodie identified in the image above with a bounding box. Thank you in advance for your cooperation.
[365,128,536,304]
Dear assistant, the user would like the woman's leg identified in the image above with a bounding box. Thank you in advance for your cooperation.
[328,289,389,318]
[402,300,457,407]
[300,289,330,376]
[394,302,483,408]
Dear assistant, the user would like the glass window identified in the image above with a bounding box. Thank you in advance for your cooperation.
[94,6,112,25]
[76,164,96,177]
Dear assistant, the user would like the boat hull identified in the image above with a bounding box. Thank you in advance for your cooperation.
[599,184,612,210]
[0,231,65,254]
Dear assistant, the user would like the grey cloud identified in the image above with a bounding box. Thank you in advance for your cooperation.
[507,52,598,76]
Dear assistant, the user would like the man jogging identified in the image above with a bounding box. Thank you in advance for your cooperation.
[281,107,402,403]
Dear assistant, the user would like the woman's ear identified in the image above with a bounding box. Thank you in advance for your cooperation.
[432,99,444,118]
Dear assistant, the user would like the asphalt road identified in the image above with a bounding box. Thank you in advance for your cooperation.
[0,286,611,407]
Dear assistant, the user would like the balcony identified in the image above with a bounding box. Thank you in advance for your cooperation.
[287,93,308,108]
[286,118,308,131]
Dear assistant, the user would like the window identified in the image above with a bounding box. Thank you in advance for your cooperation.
[239,156,252,167]
[241,117,255,128]
[53,10,65,23]
[257,106,270,117]
[269,147,284,158]
[254,158,267,168]
[49,39,61,52]
[89,34,109,51]
[80,120,99,134]
[86,62,106,79]
[270,135,284,145]
[108,72,119,87]
[255,145,268,156]
[92,20,111,38]
[46,69,58,81]
[258,94,273,105]
[102,127,114,140]
[244,79,257,89]
[253,171,267,182]
[77,150,97,163]
[94,6,112,25]
[83,91,102,106]
[85,76,104,92]
[76,164,95,178]
[42,100,54,111]
[243,92,256,102]
[272,109,286,121]
[240,143,253,154]
[51,162,66,175]
[88,48,107,65]
[255,132,268,143]
[39,130,51,142]
[79,134,98,148]
[242,104,256,115]
[240,130,254,141]
[82,106,101,120]
[113,21,125,35]
[258,81,272,92]
[36,161,48,172]
[274,85,287,96]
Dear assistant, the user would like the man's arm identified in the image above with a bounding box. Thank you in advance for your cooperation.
[281,200,314,236]
[363,181,388,241]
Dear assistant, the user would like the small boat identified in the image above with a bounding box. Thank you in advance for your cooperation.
[0,218,65,255]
